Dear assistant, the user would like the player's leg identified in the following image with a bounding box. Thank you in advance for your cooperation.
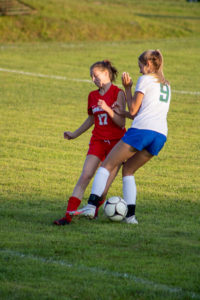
[54,154,101,225]
[123,149,153,176]
[93,139,122,217]
[94,164,121,217]
[90,140,135,199]
[71,154,101,199]
[102,140,135,172]
[71,141,135,217]
[122,149,153,224]
[123,129,166,224]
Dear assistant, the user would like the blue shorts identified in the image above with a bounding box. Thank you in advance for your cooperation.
[121,128,167,156]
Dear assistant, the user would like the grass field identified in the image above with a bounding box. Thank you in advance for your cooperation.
[1,0,200,42]
[0,1,200,300]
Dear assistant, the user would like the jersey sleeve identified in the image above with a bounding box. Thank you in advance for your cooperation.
[135,75,148,94]
[113,85,124,103]
[87,93,93,115]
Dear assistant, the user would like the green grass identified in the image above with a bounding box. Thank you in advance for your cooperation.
[0,37,200,299]
[0,0,200,42]
[0,0,200,299]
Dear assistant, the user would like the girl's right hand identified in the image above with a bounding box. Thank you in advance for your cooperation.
[64,131,75,139]
[122,72,133,87]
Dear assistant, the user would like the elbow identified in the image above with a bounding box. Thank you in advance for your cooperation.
[129,110,136,120]
[129,110,135,117]
[120,120,125,128]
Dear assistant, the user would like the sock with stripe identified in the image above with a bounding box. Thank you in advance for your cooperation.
[123,175,137,217]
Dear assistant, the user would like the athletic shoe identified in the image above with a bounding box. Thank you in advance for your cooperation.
[53,216,70,225]
[124,215,138,224]
[69,204,96,218]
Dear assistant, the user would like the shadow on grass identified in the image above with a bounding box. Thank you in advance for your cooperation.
[135,13,200,20]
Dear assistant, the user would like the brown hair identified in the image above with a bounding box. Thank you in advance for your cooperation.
[90,60,118,82]
[139,50,169,84]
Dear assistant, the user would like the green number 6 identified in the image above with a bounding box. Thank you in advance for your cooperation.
[160,84,169,102]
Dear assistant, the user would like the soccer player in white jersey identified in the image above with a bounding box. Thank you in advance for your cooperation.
[71,49,171,224]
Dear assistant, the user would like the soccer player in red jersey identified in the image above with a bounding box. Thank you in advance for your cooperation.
[54,60,126,225]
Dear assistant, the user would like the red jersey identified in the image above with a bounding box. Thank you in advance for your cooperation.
[88,84,126,140]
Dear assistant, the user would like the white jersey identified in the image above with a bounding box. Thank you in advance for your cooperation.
[131,74,171,136]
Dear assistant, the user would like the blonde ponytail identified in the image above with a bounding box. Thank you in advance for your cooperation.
[139,50,169,84]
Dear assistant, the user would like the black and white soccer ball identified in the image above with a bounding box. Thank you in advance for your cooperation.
[103,196,128,222]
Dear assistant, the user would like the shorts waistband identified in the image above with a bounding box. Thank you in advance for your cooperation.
[104,139,111,144]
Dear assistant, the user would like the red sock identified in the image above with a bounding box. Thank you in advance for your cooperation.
[94,197,106,218]
[65,196,81,223]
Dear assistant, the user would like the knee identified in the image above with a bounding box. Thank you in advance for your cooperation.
[101,161,115,173]
[122,164,134,177]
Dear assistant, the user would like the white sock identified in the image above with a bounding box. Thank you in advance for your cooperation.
[91,167,110,197]
[123,175,137,205]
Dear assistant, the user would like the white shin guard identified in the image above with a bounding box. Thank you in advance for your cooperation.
[123,175,137,206]
[91,167,110,197]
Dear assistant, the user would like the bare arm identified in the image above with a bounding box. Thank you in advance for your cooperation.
[97,90,126,128]
[113,107,135,120]
[122,72,144,117]
[64,115,94,140]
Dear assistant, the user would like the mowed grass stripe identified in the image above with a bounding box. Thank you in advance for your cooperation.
[0,67,200,96]
[1,249,200,300]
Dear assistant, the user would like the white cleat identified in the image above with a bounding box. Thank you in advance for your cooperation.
[124,215,138,224]
[69,204,96,218]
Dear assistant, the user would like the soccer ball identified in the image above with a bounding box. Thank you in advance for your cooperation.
[104,196,128,222]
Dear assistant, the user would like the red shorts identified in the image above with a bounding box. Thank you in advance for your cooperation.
[87,136,120,161]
